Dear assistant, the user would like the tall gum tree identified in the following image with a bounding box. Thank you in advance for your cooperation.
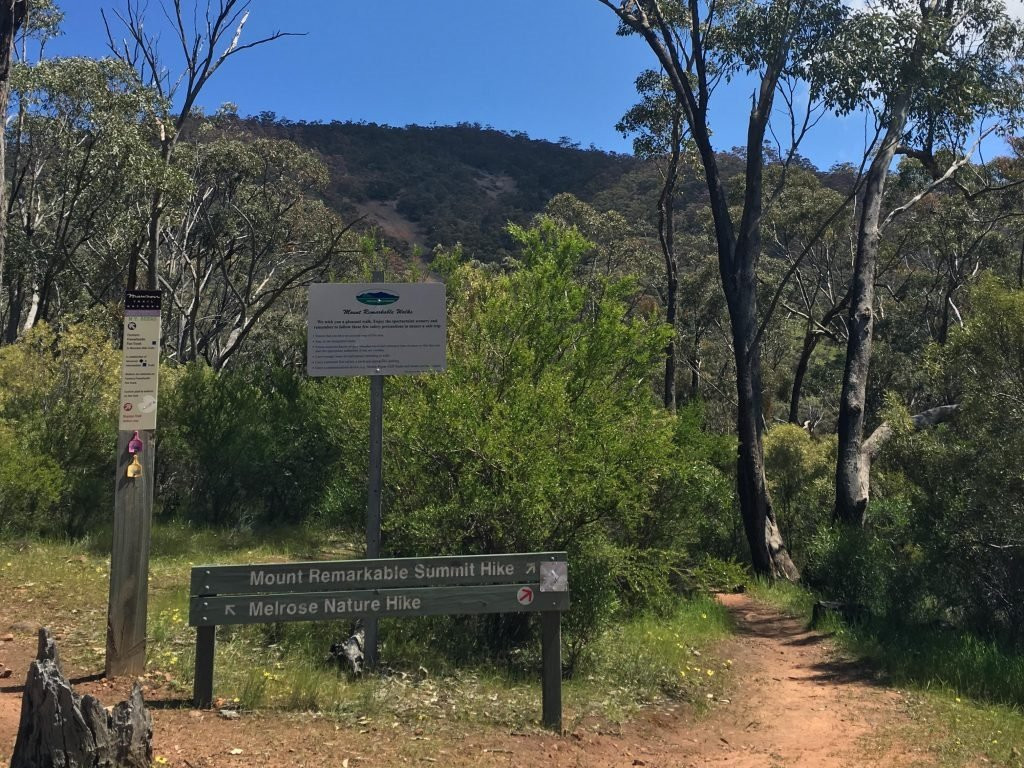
[596,0,845,579]
[825,0,1024,525]
[617,70,688,411]
[104,0,297,293]
[0,0,26,338]
[4,57,166,340]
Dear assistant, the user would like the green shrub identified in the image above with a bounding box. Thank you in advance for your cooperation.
[685,556,749,594]
[763,423,834,565]
[0,321,119,536]
[645,402,738,565]
[870,277,1024,643]
[380,219,687,655]
[0,421,64,534]
[803,523,894,616]
[159,363,365,528]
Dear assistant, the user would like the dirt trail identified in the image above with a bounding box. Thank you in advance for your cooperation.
[682,593,921,767]
[1,594,926,767]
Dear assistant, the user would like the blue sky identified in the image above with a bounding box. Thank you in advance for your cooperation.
[44,1,929,169]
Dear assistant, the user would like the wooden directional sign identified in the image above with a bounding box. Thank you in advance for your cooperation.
[190,552,564,598]
[190,583,568,626]
[187,551,569,730]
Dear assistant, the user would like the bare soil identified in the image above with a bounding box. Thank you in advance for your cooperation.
[0,594,928,767]
[353,200,428,251]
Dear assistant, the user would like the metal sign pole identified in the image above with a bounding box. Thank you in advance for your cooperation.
[307,274,446,670]
[364,270,384,669]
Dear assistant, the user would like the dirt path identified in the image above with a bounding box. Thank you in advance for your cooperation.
[685,593,922,767]
[1,594,926,767]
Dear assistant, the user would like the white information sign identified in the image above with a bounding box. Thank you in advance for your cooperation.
[307,283,447,377]
[118,291,161,431]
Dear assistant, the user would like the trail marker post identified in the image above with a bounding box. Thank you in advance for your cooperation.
[106,290,162,676]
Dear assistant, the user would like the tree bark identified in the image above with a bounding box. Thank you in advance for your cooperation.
[838,160,912,519]
[734,301,799,579]
[11,628,153,768]
[598,0,800,578]
[833,3,940,523]
[659,113,681,412]
[834,148,890,524]
[0,1,25,334]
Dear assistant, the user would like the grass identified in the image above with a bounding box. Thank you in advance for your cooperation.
[751,579,1024,768]
[843,623,1024,708]
[566,595,734,724]
[0,522,734,730]
[901,691,1024,768]
[745,577,818,620]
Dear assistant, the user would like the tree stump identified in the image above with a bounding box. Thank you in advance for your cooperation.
[327,625,365,676]
[10,628,153,768]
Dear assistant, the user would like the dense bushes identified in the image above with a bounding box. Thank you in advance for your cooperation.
[6,265,1023,665]
[879,277,1024,643]
[763,424,834,565]
[382,220,732,651]
[159,363,367,528]
[0,219,738,659]
[0,322,119,536]
[0,324,372,535]
[796,278,1024,652]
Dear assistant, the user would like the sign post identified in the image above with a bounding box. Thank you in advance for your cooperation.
[106,290,161,676]
[308,279,446,667]
[189,552,569,729]
[365,270,385,669]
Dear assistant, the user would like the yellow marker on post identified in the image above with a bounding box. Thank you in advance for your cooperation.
[126,454,143,479]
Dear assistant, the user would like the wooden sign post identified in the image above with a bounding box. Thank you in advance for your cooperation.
[189,552,569,730]
[106,290,162,677]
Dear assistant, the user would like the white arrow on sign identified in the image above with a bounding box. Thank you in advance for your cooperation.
[526,562,536,575]
[224,604,236,616]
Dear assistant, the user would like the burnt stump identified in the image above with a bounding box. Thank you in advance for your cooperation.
[10,628,152,768]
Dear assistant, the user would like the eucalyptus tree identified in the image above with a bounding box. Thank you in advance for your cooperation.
[596,0,846,579]
[160,132,359,370]
[543,192,659,289]
[0,0,26,338]
[907,188,1016,344]
[104,0,296,292]
[617,70,689,410]
[760,166,853,425]
[824,0,1024,525]
[3,57,167,341]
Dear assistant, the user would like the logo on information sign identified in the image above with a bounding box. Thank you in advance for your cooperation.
[356,291,399,306]
[517,587,534,606]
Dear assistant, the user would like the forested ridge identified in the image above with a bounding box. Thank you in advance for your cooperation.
[1,0,1024,728]
[244,116,644,260]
